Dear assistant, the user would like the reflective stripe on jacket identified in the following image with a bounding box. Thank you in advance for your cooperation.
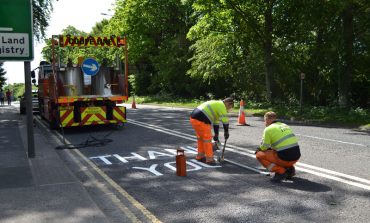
[259,122,298,151]
[197,100,229,125]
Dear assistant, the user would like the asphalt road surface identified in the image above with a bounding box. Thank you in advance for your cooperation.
[42,104,370,223]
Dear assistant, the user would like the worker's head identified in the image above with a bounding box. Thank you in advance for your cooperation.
[223,97,234,112]
[264,111,276,127]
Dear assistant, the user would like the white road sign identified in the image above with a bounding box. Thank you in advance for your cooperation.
[0,33,30,57]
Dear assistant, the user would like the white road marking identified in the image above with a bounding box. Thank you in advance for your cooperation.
[36,117,162,223]
[128,119,370,191]
[296,167,370,191]
[296,134,367,147]
[296,162,370,185]
[129,110,368,148]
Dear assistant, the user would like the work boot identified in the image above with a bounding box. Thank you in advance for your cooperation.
[205,161,218,166]
[195,157,206,162]
[285,166,296,180]
[205,159,218,166]
[270,172,287,183]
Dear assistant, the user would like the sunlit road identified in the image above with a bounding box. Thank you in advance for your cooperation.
[45,104,370,222]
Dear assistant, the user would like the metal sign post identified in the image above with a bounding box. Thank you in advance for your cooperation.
[0,0,35,157]
[24,62,35,157]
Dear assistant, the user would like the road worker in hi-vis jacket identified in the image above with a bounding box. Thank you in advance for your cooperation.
[190,98,234,165]
[256,111,301,182]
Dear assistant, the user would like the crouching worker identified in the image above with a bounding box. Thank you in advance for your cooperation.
[190,98,234,165]
[255,111,301,182]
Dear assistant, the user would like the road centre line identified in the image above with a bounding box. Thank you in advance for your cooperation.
[295,134,367,147]
[296,162,370,185]
[128,119,370,190]
[127,107,367,147]
[128,120,194,141]
[297,167,370,191]
[219,143,370,185]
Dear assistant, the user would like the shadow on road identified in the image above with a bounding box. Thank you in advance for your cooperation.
[280,177,332,192]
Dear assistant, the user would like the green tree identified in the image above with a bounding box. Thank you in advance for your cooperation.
[273,0,338,105]
[37,0,370,108]
[188,0,280,102]
[274,0,370,107]
[351,0,370,107]
[0,63,7,89]
[339,1,354,108]
[33,0,56,41]
[188,0,370,108]
[41,26,89,64]
[105,0,196,97]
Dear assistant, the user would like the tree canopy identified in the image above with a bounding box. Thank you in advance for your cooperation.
[32,0,56,41]
[41,0,370,108]
[0,63,7,89]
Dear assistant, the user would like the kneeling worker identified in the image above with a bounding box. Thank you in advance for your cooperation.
[255,111,301,182]
[190,98,234,165]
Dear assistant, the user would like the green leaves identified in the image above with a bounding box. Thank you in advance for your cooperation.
[0,63,7,89]
[39,0,370,107]
[32,0,54,41]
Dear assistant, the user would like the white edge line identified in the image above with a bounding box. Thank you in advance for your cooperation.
[296,167,370,191]
[131,119,367,149]
[222,143,370,185]
[223,144,370,185]
[296,134,366,147]
[296,162,370,185]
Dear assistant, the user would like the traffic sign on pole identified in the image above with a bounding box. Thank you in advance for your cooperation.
[0,0,33,61]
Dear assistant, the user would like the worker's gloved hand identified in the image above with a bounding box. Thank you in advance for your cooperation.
[213,135,219,142]
[224,132,229,140]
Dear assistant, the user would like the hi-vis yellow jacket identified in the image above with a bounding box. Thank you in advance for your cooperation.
[259,122,298,151]
[197,100,229,125]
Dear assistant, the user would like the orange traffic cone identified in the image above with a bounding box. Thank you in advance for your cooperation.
[131,96,137,109]
[237,100,249,126]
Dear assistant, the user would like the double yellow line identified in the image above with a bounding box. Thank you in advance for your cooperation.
[36,117,162,223]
